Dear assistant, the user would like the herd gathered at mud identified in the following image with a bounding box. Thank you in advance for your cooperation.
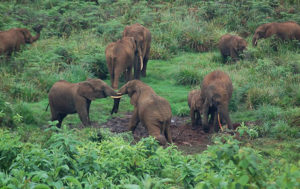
[1,19,300,147]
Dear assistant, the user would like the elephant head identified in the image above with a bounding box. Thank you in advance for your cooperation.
[118,80,141,106]
[188,90,203,111]
[236,37,247,54]
[78,79,118,100]
[252,23,272,46]
[19,26,42,44]
[77,79,120,114]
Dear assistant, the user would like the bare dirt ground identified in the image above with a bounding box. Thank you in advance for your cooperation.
[72,112,257,154]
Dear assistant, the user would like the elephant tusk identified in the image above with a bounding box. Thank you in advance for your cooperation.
[218,113,223,132]
[110,93,122,99]
[110,96,122,99]
[140,56,143,71]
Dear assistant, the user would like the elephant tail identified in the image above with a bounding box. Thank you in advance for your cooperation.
[45,103,49,111]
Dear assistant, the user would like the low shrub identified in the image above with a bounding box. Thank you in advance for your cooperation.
[175,68,202,86]
[81,54,108,79]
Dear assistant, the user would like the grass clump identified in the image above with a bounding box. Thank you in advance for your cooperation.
[175,68,202,86]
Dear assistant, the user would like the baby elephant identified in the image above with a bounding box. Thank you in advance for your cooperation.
[201,70,233,133]
[188,89,202,129]
[218,34,247,62]
[118,80,172,145]
[48,78,119,127]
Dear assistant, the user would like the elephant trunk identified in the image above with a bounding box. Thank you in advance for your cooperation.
[111,98,120,114]
[30,25,43,44]
[252,35,258,46]
[107,87,121,115]
[118,84,128,95]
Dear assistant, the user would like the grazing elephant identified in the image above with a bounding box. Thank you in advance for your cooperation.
[218,34,247,62]
[0,25,43,56]
[123,23,151,78]
[105,37,139,90]
[188,89,202,129]
[48,78,119,128]
[117,80,172,145]
[201,70,233,133]
[252,21,300,46]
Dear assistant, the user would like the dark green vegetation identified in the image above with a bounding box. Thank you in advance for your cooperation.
[0,0,299,188]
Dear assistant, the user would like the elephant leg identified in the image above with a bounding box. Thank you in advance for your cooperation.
[109,70,114,89]
[127,66,133,81]
[219,106,233,130]
[129,108,140,133]
[77,101,91,126]
[202,101,210,133]
[112,67,122,90]
[190,108,196,128]
[51,113,67,128]
[148,123,167,145]
[86,100,91,117]
[141,56,149,77]
[165,124,173,143]
[212,111,219,132]
[196,110,202,126]
[230,48,239,61]
[133,57,141,80]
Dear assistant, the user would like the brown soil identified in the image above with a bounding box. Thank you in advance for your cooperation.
[92,113,213,154]
[71,112,258,154]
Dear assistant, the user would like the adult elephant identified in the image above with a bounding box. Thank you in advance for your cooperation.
[188,89,202,129]
[48,78,120,128]
[105,37,138,90]
[117,80,172,145]
[218,34,247,62]
[0,25,43,56]
[201,70,233,133]
[123,23,151,79]
[252,21,300,46]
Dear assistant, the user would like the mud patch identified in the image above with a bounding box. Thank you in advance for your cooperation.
[97,113,212,154]
[70,113,259,154]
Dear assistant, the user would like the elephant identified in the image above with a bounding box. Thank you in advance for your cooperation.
[188,89,202,129]
[0,25,43,56]
[218,34,247,62]
[48,78,120,128]
[123,23,151,78]
[201,70,233,133]
[117,80,172,145]
[252,21,300,46]
[105,37,139,90]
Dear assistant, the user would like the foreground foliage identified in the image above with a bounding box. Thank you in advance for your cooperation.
[0,127,299,188]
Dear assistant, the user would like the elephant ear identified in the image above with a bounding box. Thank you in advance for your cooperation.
[128,87,140,106]
[20,29,31,43]
[78,81,96,101]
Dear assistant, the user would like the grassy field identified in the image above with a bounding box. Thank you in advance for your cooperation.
[0,0,300,188]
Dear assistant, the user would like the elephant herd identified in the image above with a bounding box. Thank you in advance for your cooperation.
[2,20,300,145]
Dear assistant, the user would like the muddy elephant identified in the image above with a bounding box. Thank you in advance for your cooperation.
[188,89,202,129]
[218,34,247,62]
[105,37,139,89]
[123,23,151,78]
[48,78,119,128]
[201,70,233,133]
[0,25,43,56]
[252,21,300,46]
[117,80,172,145]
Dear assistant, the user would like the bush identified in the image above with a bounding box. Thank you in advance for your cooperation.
[246,87,273,109]
[175,69,202,86]
[81,54,108,79]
